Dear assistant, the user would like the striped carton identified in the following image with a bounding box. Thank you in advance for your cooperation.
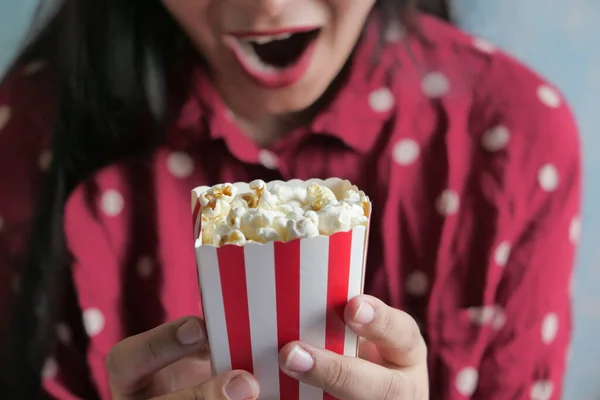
[192,179,370,400]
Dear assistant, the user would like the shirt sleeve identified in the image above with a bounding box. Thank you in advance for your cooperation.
[472,63,581,399]
[0,62,98,399]
[62,168,133,400]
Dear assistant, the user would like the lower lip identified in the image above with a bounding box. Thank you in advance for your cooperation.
[225,36,318,90]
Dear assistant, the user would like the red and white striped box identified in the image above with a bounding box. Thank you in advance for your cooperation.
[192,179,370,400]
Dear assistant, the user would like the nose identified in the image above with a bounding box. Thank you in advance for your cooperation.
[228,0,294,17]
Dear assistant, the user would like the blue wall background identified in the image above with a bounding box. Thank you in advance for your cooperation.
[1,0,598,398]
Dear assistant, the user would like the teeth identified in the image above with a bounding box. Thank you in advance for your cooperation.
[243,33,293,45]
[234,39,279,73]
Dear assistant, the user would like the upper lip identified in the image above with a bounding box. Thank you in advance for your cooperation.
[227,26,320,39]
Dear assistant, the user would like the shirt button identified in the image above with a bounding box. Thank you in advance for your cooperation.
[258,149,279,170]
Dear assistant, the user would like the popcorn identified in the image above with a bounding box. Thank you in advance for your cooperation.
[306,183,338,211]
[199,184,238,219]
[199,179,371,246]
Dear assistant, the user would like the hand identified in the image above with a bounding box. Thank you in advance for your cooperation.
[106,317,260,400]
[279,295,429,400]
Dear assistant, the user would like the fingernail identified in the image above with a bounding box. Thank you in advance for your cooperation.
[176,320,204,346]
[285,345,314,373]
[225,375,258,400]
[354,302,375,325]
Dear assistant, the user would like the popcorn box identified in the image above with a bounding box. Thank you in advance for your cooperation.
[192,179,370,400]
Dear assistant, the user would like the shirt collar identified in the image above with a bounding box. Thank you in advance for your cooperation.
[174,14,400,154]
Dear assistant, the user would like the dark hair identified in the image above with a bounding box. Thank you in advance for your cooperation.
[2,0,452,396]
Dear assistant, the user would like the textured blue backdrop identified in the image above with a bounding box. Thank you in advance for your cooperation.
[1,1,598,398]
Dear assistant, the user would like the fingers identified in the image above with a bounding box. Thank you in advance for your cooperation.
[151,371,260,400]
[344,295,427,367]
[107,317,208,395]
[279,343,415,400]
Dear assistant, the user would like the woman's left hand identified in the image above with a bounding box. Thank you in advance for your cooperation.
[279,295,429,400]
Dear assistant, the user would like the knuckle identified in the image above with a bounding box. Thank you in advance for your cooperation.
[188,387,206,400]
[379,373,412,400]
[144,334,166,365]
[371,308,395,341]
[399,321,422,355]
[323,358,355,391]
[404,322,425,357]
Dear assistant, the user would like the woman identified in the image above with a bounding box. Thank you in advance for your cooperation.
[0,0,579,399]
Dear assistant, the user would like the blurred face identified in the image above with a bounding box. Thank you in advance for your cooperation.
[162,0,376,118]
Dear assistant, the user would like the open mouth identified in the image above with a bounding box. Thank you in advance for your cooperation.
[226,28,321,88]
[239,29,320,70]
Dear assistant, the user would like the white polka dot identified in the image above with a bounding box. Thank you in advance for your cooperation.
[569,216,581,245]
[436,190,460,216]
[39,150,53,172]
[258,149,279,170]
[530,380,554,400]
[83,308,105,337]
[385,19,406,43]
[0,105,11,132]
[455,367,478,396]
[101,189,125,217]
[538,164,559,192]
[42,357,58,380]
[368,87,395,113]
[469,306,495,325]
[482,125,510,152]
[167,151,194,179]
[393,139,420,166]
[56,323,72,345]
[537,85,562,108]
[541,312,559,344]
[494,241,511,267]
[469,305,505,329]
[137,256,154,279]
[473,37,496,53]
[492,308,507,330]
[422,72,450,98]
[406,270,429,296]
[23,60,46,75]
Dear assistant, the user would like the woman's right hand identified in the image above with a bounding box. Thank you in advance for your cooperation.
[106,317,260,400]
